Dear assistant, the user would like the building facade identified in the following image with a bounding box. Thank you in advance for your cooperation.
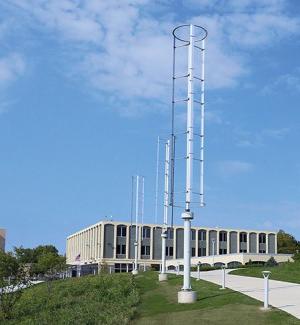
[0,229,6,252]
[66,221,292,272]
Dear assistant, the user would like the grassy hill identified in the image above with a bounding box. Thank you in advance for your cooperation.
[1,271,299,324]
[229,261,300,283]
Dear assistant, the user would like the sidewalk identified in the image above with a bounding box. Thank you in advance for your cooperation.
[170,269,300,320]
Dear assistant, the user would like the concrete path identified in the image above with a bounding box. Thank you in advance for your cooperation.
[170,270,300,320]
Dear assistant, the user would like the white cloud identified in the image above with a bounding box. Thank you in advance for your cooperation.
[0,53,25,85]
[216,160,254,176]
[235,127,290,147]
[263,69,300,94]
[4,0,300,114]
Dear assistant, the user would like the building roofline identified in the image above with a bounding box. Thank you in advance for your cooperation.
[66,220,277,239]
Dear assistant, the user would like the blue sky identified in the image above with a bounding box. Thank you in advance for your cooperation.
[1,0,300,253]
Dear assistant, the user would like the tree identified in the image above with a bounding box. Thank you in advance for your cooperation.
[0,251,29,320]
[277,230,300,254]
[35,252,66,294]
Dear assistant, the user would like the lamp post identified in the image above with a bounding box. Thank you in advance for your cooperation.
[262,271,271,309]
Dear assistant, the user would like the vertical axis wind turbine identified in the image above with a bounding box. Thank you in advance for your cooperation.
[171,24,207,303]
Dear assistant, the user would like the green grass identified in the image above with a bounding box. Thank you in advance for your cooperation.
[1,271,300,324]
[132,272,300,324]
[1,273,139,324]
[229,262,300,284]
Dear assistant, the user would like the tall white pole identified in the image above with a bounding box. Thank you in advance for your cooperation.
[200,39,205,207]
[183,23,194,291]
[154,136,160,224]
[132,175,139,275]
[159,140,170,282]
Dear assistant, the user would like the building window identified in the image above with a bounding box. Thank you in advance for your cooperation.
[167,228,174,239]
[199,230,206,241]
[219,248,227,255]
[191,229,196,241]
[240,232,247,243]
[116,244,126,255]
[239,249,247,253]
[117,225,126,237]
[259,249,266,254]
[192,247,196,257]
[219,231,227,242]
[141,245,150,256]
[259,233,266,244]
[142,227,151,239]
[166,246,173,257]
[198,247,206,257]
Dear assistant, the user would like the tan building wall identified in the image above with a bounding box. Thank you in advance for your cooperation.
[66,221,292,268]
[0,229,6,252]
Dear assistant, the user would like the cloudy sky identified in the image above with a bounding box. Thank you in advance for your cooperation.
[1,0,300,252]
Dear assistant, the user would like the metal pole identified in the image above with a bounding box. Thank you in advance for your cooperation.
[154,136,160,224]
[160,140,170,282]
[200,39,205,207]
[182,23,195,292]
[133,176,139,274]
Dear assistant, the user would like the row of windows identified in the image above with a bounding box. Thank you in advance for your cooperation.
[115,244,267,257]
[116,226,268,244]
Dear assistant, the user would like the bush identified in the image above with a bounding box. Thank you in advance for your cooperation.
[265,257,278,267]
[5,273,139,324]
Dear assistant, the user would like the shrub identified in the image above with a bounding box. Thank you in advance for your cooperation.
[265,257,278,267]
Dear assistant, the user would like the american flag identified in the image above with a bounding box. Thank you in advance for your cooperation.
[75,253,81,261]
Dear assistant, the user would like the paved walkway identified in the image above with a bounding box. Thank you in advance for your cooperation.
[170,270,300,320]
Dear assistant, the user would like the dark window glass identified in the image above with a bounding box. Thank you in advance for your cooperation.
[191,230,196,240]
[199,230,206,241]
[240,233,247,243]
[167,228,174,239]
[192,247,196,257]
[259,233,266,244]
[117,226,126,237]
[117,244,126,255]
[198,247,206,257]
[141,245,150,256]
[169,246,173,256]
[142,227,151,239]
[219,248,227,255]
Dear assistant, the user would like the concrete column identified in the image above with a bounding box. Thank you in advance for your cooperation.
[150,226,154,260]
[126,225,130,259]
[237,231,240,253]
[113,224,117,259]
[216,230,220,255]
[173,227,177,259]
[275,233,278,254]
[266,233,269,254]
[226,231,230,254]
[247,232,250,253]
[101,224,105,260]
[206,230,209,256]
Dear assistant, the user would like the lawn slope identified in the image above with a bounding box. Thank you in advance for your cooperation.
[229,262,300,284]
[133,272,300,325]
